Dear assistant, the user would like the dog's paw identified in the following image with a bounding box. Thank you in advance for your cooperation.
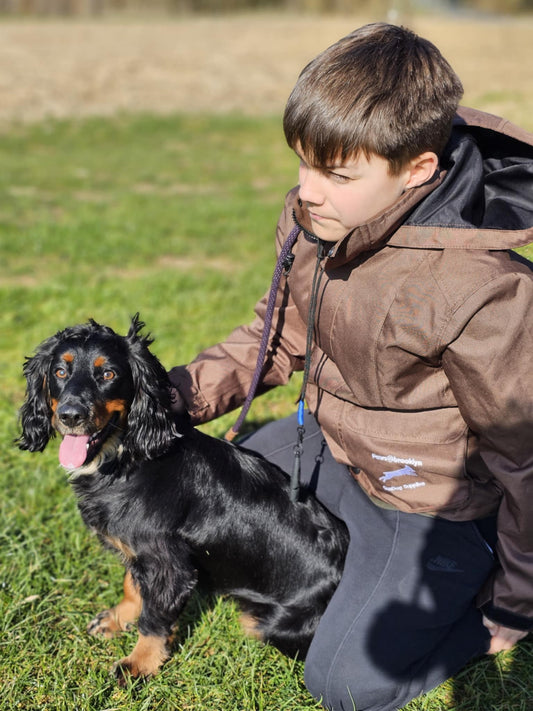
[110,634,169,685]
[239,612,264,642]
[111,658,151,687]
[87,609,132,638]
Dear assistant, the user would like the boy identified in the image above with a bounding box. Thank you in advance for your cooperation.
[168,23,533,711]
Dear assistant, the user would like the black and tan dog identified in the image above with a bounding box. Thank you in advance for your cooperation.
[17,315,348,684]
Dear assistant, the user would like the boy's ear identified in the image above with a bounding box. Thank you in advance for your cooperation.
[404,152,439,189]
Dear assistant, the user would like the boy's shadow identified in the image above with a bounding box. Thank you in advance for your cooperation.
[365,514,532,710]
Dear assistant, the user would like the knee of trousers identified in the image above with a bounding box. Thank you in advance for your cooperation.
[304,648,400,711]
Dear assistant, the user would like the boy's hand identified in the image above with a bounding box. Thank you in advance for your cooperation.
[482,616,529,653]
[169,386,188,416]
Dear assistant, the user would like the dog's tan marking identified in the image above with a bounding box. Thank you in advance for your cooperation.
[239,612,264,642]
[93,355,106,368]
[92,399,128,430]
[104,398,128,415]
[87,570,142,639]
[62,352,74,363]
[105,535,136,562]
[113,632,170,684]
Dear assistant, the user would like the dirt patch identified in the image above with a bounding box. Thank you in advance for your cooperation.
[0,13,531,125]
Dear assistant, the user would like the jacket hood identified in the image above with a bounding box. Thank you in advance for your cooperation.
[391,107,533,250]
[293,107,533,266]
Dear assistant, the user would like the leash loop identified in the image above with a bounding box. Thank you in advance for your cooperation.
[225,223,301,442]
[225,221,327,507]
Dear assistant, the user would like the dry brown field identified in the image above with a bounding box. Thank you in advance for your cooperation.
[0,12,531,128]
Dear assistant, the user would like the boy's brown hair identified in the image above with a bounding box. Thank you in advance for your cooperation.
[283,23,464,175]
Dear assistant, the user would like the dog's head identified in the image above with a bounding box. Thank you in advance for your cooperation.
[17,314,180,470]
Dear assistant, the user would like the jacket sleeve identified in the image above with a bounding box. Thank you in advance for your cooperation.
[168,189,308,424]
[442,266,533,630]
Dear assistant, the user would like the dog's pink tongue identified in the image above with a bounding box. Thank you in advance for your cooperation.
[59,435,90,469]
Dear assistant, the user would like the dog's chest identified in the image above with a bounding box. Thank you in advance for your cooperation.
[74,475,134,541]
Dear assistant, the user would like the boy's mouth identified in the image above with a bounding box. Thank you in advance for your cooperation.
[308,210,336,223]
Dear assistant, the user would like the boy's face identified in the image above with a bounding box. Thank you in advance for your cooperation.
[296,147,415,243]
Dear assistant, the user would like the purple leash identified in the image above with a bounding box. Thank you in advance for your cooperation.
[225,223,301,444]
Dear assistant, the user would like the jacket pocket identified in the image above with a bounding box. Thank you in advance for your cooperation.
[338,402,472,514]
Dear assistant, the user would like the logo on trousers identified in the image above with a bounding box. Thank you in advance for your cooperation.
[426,555,464,573]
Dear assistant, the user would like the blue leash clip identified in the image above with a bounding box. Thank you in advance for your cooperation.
[297,399,306,427]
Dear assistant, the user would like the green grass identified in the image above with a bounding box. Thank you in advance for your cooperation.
[1,114,532,711]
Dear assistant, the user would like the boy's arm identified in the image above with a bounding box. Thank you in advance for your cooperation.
[168,189,307,425]
[442,267,533,636]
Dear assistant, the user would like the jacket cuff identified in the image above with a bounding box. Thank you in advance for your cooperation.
[167,366,210,423]
[480,602,533,632]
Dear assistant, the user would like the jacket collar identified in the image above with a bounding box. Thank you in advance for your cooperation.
[292,173,443,269]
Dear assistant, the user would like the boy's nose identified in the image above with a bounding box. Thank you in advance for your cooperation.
[299,167,325,205]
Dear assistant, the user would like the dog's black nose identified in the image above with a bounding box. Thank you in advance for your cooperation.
[56,403,90,428]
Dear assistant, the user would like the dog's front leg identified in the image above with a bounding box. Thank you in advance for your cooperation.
[112,551,197,685]
[87,570,141,638]
[112,632,171,685]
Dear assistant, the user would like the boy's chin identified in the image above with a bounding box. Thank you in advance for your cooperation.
[309,220,345,243]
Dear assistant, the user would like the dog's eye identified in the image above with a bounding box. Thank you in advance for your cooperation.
[55,367,67,379]
[102,370,115,381]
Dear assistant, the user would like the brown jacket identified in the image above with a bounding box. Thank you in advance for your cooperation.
[169,108,533,630]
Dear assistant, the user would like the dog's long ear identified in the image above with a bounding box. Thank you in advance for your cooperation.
[124,314,179,461]
[17,334,59,452]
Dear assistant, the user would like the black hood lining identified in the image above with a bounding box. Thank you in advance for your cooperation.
[405,127,533,232]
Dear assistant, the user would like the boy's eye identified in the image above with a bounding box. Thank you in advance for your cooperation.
[102,370,115,381]
[328,171,352,183]
[55,367,67,379]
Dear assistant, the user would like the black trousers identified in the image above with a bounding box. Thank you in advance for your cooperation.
[242,412,495,711]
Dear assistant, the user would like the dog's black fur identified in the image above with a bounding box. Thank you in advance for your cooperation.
[18,315,348,682]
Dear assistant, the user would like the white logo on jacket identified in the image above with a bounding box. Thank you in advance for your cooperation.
[372,453,426,492]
